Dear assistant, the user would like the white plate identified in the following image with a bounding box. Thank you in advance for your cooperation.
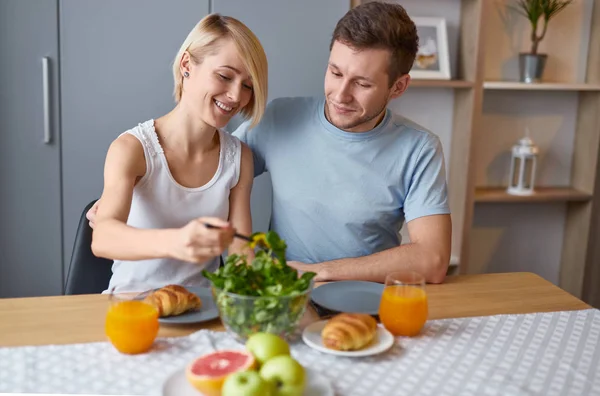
[161,367,334,396]
[302,320,395,357]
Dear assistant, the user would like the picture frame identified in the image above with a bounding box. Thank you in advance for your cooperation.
[409,17,451,80]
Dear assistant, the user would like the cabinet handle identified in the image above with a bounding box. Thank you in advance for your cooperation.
[42,57,51,144]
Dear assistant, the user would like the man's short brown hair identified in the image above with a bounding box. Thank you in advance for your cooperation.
[330,1,419,86]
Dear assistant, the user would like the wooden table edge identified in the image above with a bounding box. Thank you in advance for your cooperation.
[0,272,594,347]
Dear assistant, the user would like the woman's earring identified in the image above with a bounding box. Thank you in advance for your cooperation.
[183,72,190,78]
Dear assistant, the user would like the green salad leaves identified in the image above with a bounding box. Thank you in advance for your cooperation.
[202,231,316,297]
[201,231,317,340]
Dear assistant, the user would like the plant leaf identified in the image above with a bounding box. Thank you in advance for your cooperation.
[544,0,572,21]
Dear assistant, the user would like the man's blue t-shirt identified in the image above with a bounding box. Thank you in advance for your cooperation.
[233,96,450,264]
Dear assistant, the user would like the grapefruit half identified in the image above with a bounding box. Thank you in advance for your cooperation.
[185,349,256,396]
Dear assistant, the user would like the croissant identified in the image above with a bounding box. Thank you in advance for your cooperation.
[144,284,202,317]
[321,313,378,351]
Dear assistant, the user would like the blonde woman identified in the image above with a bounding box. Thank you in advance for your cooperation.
[91,14,268,293]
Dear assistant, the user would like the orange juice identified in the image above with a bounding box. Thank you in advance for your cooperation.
[379,285,428,336]
[105,300,159,354]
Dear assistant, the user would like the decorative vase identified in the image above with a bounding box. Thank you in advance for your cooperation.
[519,53,547,83]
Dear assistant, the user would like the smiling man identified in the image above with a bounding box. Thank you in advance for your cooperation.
[234,2,452,284]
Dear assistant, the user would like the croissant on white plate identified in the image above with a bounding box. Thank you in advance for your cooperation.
[143,284,202,317]
[321,313,378,351]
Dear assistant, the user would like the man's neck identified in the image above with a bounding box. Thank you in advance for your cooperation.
[324,103,387,133]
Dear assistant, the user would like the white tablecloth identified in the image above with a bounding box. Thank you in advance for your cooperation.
[1,309,599,395]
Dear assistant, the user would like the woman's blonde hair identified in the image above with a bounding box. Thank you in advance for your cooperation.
[173,14,268,128]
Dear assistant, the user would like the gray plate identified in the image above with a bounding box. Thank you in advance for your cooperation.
[158,286,220,324]
[311,281,385,315]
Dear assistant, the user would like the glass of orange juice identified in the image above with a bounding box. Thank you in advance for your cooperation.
[379,271,428,336]
[105,287,159,354]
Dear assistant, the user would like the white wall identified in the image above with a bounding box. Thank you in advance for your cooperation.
[470,203,566,284]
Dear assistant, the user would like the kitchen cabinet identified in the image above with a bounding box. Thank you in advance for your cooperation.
[0,0,63,297]
[59,0,210,280]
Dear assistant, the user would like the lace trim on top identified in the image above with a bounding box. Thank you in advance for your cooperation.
[139,119,163,157]
[143,119,233,161]
[223,132,237,164]
[135,119,239,191]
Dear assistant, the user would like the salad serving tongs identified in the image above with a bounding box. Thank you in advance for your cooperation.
[203,222,253,242]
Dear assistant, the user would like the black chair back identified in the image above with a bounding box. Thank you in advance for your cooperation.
[64,200,227,294]
[64,200,113,295]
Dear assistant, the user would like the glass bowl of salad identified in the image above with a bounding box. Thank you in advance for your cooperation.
[211,277,315,342]
[202,231,317,343]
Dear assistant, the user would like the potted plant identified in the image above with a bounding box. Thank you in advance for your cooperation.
[513,0,572,83]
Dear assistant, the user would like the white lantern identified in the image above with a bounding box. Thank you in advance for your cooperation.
[507,133,539,196]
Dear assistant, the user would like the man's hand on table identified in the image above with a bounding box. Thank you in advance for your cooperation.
[288,261,328,282]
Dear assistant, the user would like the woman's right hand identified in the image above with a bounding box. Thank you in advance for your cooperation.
[170,218,236,264]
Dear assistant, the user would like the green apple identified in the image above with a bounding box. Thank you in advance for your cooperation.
[245,332,290,365]
[222,370,272,396]
[259,355,306,396]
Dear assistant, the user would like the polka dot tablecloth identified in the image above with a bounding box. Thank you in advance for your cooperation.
[1,309,599,395]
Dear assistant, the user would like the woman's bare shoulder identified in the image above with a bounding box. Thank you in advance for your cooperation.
[105,132,146,177]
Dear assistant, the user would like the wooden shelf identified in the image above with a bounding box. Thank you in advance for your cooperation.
[475,187,592,203]
[483,81,600,91]
[410,79,474,89]
[382,0,600,301]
